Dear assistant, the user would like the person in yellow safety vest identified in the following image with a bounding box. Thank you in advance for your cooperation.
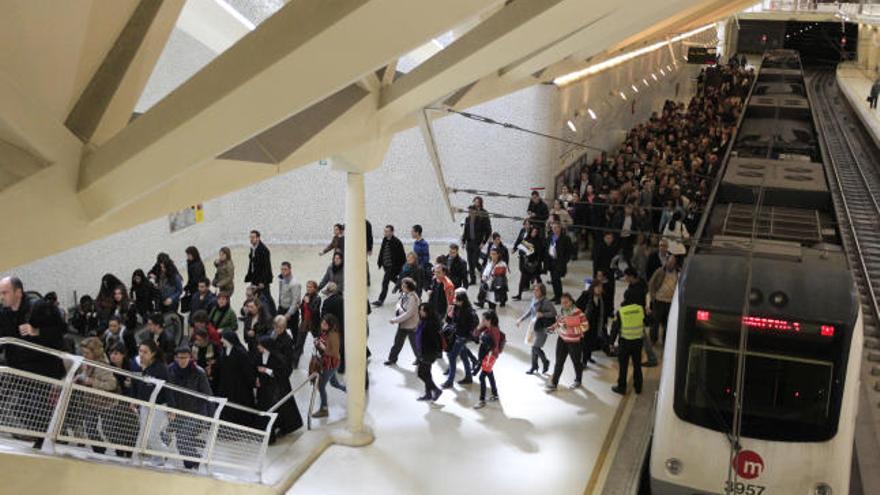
[612,298,645,395]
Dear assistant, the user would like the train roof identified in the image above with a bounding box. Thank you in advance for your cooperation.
[680,252,856,326]
[694,49,842,256]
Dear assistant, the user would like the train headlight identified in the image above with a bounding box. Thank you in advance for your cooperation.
[665,458,682,475]
[813,483,832,495]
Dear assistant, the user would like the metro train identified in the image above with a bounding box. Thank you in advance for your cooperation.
[650,50,861,494]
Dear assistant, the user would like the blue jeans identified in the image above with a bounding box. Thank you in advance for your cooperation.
[319,368,346,408]
[479,370,497,400]
[444,337,473,385]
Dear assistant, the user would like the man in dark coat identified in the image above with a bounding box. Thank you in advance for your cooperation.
[592,231,619,278]
[545,222,574,303]
[527,191,550,231]
[461,206,492,285]
[0,277,66,379]
[245,230,275,312]
[373,225,406,306]
[445,243,470,288]
[0,276,67,449]
[166,346,213,469]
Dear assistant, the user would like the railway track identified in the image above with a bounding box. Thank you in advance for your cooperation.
[809,70,880,494]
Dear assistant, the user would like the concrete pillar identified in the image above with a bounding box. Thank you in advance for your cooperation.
[342,170,369,441]
[329,137,390,447]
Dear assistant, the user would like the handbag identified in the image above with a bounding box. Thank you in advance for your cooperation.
[308,354,322,381]
[481,354,497,373]
[524,318,536,346]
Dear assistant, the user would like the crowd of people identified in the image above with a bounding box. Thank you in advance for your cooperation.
[0,59,751,467]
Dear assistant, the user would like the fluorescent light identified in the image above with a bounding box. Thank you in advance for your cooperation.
[643,78,649,86]
[660,68,666,76]
[553,23,715,86]
[666,64,672,71]
[631,84,639,92]
[652,73,658,80]
[566,120,577,132]
[588,108,597,120]
[620,91,627,100]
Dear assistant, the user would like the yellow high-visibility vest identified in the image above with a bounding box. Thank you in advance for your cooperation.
[619,304,645,340]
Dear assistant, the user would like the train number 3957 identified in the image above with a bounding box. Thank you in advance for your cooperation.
[723,481,766,495]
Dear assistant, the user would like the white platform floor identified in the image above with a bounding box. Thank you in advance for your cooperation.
[220,243,625,495]
[837,64,880,150]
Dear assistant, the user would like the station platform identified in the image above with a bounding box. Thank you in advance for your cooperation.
[836,64,880,150]
[0,244,628,495]
[271,245,625,495]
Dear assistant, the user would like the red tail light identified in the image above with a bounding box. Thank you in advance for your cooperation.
[820,325,835,337]
[696,310,711,321]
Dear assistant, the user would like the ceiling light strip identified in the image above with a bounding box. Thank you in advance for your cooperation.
[552,23,714,87]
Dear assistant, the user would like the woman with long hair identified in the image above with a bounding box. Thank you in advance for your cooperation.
[312,314,347,418]
[96,273,125,326]
[130,269,159,322]
[243,297,272,351]
[156,255,183,314]
[213,246,235,295]
[184,246,206,296]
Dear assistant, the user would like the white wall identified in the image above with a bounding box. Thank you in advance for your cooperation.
[10,41,704,309]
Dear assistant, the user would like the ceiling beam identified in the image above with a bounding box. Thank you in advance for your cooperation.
[377,0,608,126]
[77,0,497,221]
[63,0,165,142]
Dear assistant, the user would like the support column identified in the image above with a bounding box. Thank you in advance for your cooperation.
[342,170,370,444]
[329,136,391,447]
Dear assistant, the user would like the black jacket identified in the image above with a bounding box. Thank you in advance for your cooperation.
[215,341,257,425]
[377,236,406,271]
[0,297,66,379]
[592,238,619,277]
[528,200,550,225]
[417,318,443,360]
[622,279,648,308]
[461,214,492,246]
[448,305,478,340]
[427,279,448,318]
[445,254,469,288]
[185,260,206,294]
[245,242,273,287]
[168,362,213,416]
[546,232,574,274]
[321,293,344,333]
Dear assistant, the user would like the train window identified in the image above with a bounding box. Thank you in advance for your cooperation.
[684,344,833,439]
[675,309,846,441]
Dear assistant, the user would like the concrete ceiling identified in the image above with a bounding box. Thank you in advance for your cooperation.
[0,0,755,270]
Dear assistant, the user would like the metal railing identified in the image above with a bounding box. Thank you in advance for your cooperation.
[744,1,880,18]
[0,337,277,481]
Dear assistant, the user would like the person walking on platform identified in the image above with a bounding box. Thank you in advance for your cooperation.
[373,225,406,307]
[870,78,880,110]
[546,293,587,391]
[461,205,492,286]
[415,303,444,402]
[473,310,503,409]
[612,282,647,395]
[545,221,574,304]
[516,283,556,375]
[246,230,275,313]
